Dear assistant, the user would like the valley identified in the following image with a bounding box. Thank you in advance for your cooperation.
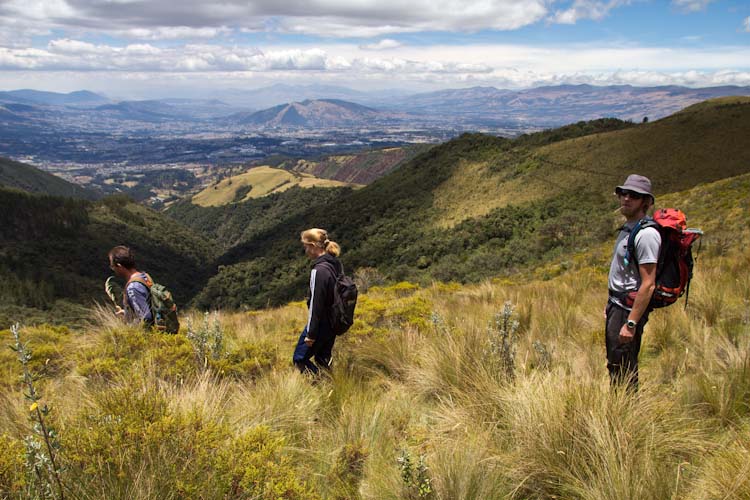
[4,84,750,206]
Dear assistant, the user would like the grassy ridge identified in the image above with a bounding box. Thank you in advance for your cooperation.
[167,185,353,252]
[284,145,433,185]
[432,99,750,227]
[0,172,747,497]
[191,166,357,207]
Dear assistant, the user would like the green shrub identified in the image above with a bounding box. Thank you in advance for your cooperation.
[76,328,197,383]
[0,324,72,388]
[210,340,278,379]
[0,432,25,495]
[63,379,230,498]
[397,448,434,499]
[215,425,320,500]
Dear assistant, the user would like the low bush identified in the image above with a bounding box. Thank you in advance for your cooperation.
[0,433,25,495]
[215,426,320,500]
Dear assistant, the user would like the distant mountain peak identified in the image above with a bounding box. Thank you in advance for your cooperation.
[0,89,109,106]
[229,98,380,128]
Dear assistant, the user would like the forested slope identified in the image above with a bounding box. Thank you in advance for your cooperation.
[0,190,214,326]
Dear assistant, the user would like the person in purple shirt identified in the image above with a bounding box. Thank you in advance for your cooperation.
[108,245,154,328]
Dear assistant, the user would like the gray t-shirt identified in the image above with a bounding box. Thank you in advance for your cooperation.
[608,221,661,308]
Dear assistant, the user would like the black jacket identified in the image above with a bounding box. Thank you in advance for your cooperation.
[306,253,342,340]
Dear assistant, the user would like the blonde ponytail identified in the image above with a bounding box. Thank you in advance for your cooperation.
[300,228,341,256]
[325,240,341,257]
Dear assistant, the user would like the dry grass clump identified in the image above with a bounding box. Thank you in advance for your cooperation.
[687,424,750,500]
[499,375,706,500]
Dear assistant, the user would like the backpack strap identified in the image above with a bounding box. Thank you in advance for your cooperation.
[625,217,657,268]
[125,273,154,312]
[318,260,343,278]
[127,273,153,289]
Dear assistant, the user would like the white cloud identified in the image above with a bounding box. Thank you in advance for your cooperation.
[0,48,52,70]
[2,34,750,95]
[360,39,403,51]
[671,0,715,13]
[263,49,329,70]
[273,1,551,37]
[4,0,76,21]
[744,16,750,32]
[551,0,629,24]
[47,39,107,55]
[0,0,557,39]
[116,27,231,40]
[123,44,162,56]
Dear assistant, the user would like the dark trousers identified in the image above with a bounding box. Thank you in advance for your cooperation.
[605,301,649,391]
[292,326,336,375]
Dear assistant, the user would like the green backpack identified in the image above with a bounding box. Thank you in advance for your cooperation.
[107,274,180,334]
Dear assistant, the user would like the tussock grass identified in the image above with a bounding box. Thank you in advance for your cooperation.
[229,369,320,439]
[500,375,706,500]
[687,423,750,500]
[428,433,510,500]
[351,326,422,381]
[162,370,234,421]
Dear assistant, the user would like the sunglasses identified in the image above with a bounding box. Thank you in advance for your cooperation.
[615,188,646,200]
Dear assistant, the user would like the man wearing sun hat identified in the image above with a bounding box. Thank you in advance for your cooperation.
[605,174,661,391]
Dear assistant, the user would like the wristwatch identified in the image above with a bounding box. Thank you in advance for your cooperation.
[626,319,637,330]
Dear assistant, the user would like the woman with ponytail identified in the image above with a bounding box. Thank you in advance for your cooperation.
[292,228,343,374]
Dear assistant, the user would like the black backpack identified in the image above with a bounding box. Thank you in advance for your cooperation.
[322,262,358,335]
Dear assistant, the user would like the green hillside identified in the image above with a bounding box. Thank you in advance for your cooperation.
[0,191,214,327]
[0,156,97,200]
[184,98,750,309]
[167,185,352,252]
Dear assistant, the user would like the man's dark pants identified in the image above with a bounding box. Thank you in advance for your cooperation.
[605,301,649,391]
[293,326,335,374]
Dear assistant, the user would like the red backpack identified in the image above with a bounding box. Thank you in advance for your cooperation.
[626,208,703,309]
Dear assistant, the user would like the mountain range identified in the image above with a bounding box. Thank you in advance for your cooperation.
[203,83,411,109]
[383,84,750,125]
[0,89,109,107]
[3,84,750,136]
[177,97,750,309]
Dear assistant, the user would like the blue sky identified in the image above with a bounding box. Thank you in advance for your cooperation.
[0,0,748,98]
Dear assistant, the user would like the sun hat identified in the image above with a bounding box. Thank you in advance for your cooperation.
[615,174,654,202]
